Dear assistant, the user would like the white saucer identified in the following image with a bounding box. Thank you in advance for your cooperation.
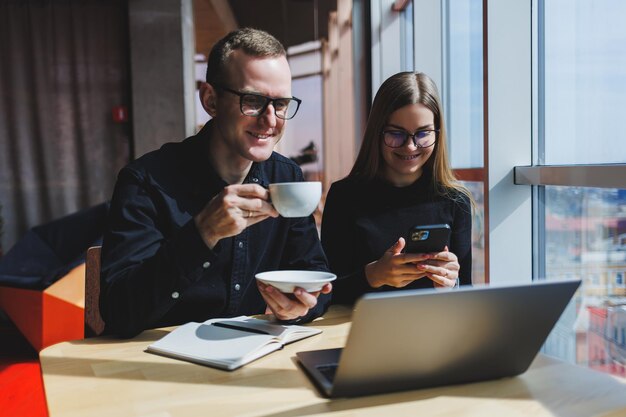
[255,270,336,293]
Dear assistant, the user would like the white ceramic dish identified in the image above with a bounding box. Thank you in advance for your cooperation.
[255,270,336,293]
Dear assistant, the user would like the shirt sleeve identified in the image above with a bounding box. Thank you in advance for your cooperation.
[100,167,216,337]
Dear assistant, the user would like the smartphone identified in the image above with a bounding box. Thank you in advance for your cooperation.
[404,224,451,253]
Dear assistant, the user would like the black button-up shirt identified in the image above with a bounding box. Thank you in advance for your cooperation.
[100,124,330,337]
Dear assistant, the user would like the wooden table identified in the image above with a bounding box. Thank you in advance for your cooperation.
[40,306,626,417]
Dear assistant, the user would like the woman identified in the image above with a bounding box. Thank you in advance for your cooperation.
[321,71,474,305]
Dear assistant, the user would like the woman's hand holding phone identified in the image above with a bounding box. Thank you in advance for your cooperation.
[365,237,432,288]
[416,247,460,288]
[403,223,459,288]
[365,237,460,289]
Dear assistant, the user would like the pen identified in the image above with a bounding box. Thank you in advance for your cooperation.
[211,321,270,335]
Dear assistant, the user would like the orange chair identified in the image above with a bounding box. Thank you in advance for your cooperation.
[0,246,106,348]
[0,203,108,349]
[0,264,85,351]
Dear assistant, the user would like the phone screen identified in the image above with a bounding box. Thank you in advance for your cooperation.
[404,224,451,253]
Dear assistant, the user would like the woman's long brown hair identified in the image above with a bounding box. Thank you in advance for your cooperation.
[349,71,474,207]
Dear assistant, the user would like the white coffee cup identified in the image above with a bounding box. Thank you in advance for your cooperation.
[269,181,322,218]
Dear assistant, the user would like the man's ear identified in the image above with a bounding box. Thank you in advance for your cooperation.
[199,82,218,117]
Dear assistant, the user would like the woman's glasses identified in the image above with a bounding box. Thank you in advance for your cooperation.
[382,129,439,148]
[216,85,302,120]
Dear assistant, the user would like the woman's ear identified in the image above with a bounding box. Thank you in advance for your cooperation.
[199,82,218,117]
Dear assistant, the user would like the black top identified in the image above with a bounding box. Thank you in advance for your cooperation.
[100,124,330,337]
[321,173,472,305]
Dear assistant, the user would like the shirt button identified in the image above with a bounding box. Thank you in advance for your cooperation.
[234,284,241,291]
[202,261,211,269]
[171,291,180,299]
[238,241,244,249]
[251,177,259,183]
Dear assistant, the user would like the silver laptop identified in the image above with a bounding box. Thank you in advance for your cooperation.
[297,280,581,398]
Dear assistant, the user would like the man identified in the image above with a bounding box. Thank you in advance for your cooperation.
[100,28,331,337]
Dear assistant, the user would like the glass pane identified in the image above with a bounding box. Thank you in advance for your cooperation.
[401,0,414,72]
[542,0,626,164]
[461,181,486,284]
[542,185,626,377]
[446,0,484,169]
[279,75,324,181]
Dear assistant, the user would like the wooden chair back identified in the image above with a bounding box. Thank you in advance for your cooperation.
[84,246,105,337]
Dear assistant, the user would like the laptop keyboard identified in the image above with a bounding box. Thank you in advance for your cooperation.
[316,363,338,383]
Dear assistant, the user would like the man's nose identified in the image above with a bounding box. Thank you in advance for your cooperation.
[258,102,277,127]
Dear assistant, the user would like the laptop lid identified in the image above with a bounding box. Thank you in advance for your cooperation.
[297,280,581,398]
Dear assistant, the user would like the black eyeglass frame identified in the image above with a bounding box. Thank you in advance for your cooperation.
[215,85,302,120]
[381,129,440,149]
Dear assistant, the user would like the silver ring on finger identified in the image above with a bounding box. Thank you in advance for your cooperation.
[247,210,252,218]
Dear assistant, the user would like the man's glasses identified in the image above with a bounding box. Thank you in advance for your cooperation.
[216,85,302,120]
[382,129,439,149]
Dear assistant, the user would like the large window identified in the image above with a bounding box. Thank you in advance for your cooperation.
[539,0,626,376]
[542,0,626,165]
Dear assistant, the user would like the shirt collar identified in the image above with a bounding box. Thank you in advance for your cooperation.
[188,121,272,196]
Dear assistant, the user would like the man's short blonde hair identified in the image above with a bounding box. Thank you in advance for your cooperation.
[205,28,286,86]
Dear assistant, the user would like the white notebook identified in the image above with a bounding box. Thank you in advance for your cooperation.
[146,316,321,371]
